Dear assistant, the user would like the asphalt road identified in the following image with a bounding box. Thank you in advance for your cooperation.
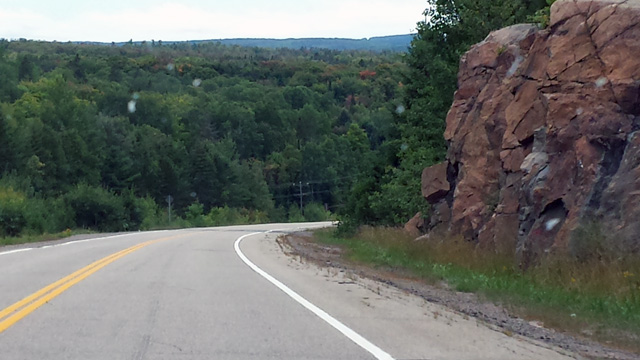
[0,223,578,360]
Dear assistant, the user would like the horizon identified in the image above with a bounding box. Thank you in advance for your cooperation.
[0,1,426,43]
[2,33,414,44]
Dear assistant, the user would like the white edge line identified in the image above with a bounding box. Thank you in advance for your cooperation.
[0,248,33,257]
[0,230,173,257]
[234,231,396,360]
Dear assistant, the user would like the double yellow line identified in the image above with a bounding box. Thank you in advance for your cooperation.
[0,234,185,334]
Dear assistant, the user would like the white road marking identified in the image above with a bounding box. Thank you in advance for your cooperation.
[0,248,33,257]
[0,230,172,257]
[234,231,396,360]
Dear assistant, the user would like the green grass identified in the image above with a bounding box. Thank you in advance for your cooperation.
[0,229,93,247]
[313,227,640,351]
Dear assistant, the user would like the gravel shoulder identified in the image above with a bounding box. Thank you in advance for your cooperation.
[283,232,640,360]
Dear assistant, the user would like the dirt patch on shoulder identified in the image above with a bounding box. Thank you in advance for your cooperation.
[282,232,639,360]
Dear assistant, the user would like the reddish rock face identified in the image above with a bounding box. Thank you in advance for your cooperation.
[421,0,640,263]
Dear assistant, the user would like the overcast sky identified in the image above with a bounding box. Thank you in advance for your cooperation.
[0,0,427,42]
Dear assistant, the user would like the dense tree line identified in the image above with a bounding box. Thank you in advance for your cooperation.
[0,38,406,235]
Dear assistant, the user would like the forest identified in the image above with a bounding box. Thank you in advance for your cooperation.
[0,0,550,237]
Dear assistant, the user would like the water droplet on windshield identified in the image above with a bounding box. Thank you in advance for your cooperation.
[545,218,561,231]
[595,77,608,88]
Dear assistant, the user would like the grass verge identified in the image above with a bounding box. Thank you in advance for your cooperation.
[313,227,640,352]
[0,229,93,247]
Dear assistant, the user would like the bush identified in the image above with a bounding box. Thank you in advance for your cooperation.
[23,196,72,234]
[136,196,163,230]
[335,215,359,237]
[303,202,331,222]
[207,206,249,226]
[64,183,126,232]
[0,186,27,236]
[0,183,74,237]
[528,0,557,28]
[268,206,288,223]
[245,209,270,224]
[287,205,306,222]
[185,201,208,227]
[120,189,145,231]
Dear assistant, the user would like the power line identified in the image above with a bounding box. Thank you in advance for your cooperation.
[271,190,331,200]
[268,174,360,189]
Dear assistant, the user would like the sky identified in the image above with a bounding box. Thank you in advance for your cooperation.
[0,0,427,42]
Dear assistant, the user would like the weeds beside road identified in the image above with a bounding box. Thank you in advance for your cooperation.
[311,227,640,355]
[0,229,92,247]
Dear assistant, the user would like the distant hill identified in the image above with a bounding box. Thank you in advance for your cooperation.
[76,34,414,52]
[205,35,414,52]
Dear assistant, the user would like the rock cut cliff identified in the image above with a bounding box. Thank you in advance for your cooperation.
[420,0,640,265]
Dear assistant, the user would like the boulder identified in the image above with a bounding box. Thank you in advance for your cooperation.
[421,162,450,204]
[404,212,426,237]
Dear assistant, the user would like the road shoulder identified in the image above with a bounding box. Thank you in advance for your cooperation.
[239,230,580,360]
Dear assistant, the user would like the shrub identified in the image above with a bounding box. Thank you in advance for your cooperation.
[0,186,27,236]
[528,0,557,28]
[268,206,288,223]
[207,206,249,226]
[120,189,144,231]
[303,202,331,222]
[287,205,306,222]
[245,209,270,224]
[64,183,126,232]
[136,196,163,230]
[335,215,359,237]
[185,201,208,227]
[23,196,73,234]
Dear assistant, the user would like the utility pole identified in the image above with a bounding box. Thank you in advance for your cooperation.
[166,195,173,223]
[298,181,303,215]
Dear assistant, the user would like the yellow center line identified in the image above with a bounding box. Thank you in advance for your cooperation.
[0,242,149,321]
[0,233,189,334]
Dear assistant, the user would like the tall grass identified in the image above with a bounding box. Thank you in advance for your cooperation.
[314,227,640,349]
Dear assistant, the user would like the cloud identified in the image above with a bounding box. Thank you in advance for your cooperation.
[0,1,425,42]
[0,9,66,40]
